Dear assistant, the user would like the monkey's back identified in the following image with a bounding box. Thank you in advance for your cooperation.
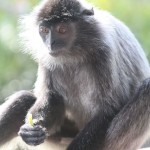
[94,9,150,103]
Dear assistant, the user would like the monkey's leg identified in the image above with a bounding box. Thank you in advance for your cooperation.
[103,78,150,150]
[0,90,36,145]
[67,79,150,150]
[67,109,115,150]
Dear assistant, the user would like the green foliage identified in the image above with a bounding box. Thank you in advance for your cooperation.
[0,0,37,101]
[0,0,150,101]
[88,0,150,56]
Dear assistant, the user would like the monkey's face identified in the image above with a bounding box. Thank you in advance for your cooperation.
[39,20,76,57]
[20,0,96,68]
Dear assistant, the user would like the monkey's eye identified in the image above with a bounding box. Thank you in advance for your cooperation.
[39,26,49,34]
[56,25,67,34]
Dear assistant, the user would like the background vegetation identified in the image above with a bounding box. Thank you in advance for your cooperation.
[0,0,150,102]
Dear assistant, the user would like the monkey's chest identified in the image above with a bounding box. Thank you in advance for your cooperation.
[53,70,95,101]
[52,72,99,127]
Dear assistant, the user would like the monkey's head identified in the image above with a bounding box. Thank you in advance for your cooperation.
[20,0,100,68]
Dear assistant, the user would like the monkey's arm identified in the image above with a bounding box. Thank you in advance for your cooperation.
[19,66,65,145]
[0,91,36,145]
[19,92,65,146]
[67,79,150,150]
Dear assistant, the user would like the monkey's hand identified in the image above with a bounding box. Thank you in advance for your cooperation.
[18,124,46,146]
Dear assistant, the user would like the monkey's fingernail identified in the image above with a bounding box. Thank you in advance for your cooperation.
[43,127,46,131]
[46,132,50,137]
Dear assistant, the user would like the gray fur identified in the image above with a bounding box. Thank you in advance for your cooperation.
[0,0,150,150]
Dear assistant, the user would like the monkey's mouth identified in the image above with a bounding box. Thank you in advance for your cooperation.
[49,51,59,57]
[49,50,62,57]
[49,47,67,57]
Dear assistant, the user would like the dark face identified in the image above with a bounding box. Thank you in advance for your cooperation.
[39,20,76,57]
[37,0,95,59]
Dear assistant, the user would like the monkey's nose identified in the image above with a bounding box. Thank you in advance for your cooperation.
[51,40,56,46]
[51,40,57,50]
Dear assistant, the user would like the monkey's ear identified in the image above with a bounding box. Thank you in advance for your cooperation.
[81,7,94,16]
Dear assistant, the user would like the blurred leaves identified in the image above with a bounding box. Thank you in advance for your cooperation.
[0,0,150,101]
[90,0,150,55]
[0,0,37,101]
